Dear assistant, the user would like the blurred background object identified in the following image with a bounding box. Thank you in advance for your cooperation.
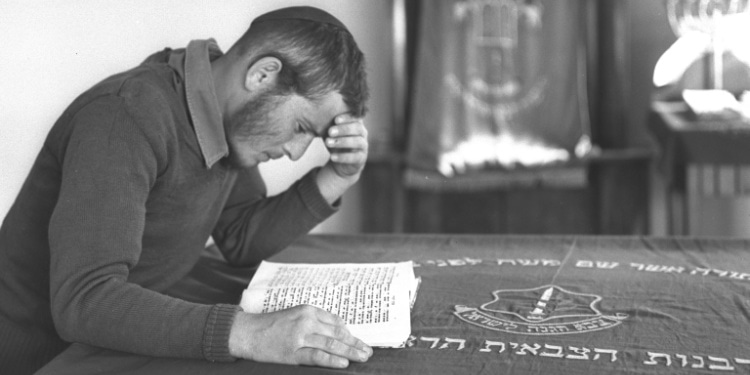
[654,0,750,90]
[649,0,750,236]
[406,0,593,177]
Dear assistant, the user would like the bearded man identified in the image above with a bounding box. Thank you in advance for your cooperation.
[0,6,372,373]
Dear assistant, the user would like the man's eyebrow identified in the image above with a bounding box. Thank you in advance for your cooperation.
[303,116,329,138]
[313,125,327,138]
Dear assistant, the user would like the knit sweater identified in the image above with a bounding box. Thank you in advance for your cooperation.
[0,40,337,374]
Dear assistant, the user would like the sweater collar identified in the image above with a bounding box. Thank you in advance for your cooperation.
[170,39,228,169]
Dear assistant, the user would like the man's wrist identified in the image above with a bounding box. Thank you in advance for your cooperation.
[204,304,243,362]
[228,311,252,359]
[315,165,359,205]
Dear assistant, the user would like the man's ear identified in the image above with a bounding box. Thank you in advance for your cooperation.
[245,56,282,91]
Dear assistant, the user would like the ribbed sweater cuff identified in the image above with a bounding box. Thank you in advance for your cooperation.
[202,304,242,362]
[297,168,339,220]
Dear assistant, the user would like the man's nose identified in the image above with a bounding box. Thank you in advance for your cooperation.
[283,134,315,161]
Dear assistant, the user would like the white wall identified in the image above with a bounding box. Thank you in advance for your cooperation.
[0,0,393,233]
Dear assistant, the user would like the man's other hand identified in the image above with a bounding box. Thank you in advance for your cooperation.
[315,115,368,204]
[228,305,373,368]
[323,115,368,181]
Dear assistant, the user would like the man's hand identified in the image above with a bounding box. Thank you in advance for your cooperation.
[324,115,368,180]
[229,305,373,368]
[316,115,368,204]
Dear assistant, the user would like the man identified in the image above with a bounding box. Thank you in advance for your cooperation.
[0,6,372,373]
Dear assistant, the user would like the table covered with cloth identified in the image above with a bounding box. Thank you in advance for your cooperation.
[37,234,750,374]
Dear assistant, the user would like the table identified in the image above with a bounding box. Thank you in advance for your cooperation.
[38,234,750,374]
[648,100,750,234]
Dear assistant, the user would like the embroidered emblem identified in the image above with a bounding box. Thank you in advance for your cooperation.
[454,285,627,335]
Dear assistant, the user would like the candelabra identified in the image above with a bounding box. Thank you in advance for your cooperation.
[666,0,749,89]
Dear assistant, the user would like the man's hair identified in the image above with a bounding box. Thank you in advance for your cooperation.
[230,17,369,117]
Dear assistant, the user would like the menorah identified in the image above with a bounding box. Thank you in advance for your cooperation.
[666,0,750,89]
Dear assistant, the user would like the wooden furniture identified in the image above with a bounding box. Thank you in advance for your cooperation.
[648,100,750,234]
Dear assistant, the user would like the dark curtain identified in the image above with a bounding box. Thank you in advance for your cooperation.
[406,0,592,176]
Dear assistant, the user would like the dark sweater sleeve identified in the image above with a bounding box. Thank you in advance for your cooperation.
[211,165,338,266]
[48,95,238,361]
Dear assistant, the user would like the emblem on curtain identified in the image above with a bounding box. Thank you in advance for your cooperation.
[448,0,546,119]
[454,285,627,335]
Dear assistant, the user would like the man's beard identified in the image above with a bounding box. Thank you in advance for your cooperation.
[223,89,289,169]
